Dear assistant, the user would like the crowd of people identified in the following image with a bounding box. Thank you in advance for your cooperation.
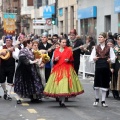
[0,29,120,108]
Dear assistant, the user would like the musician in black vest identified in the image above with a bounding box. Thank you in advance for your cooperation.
[0,35,18,100]
[38,32,53,83]
[67,29,84,75]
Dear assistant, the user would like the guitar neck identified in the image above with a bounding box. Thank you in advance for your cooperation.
[72,46,80,51]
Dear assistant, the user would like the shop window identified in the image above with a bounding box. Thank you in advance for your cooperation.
[80,18,97,43]
[105,15,111,32]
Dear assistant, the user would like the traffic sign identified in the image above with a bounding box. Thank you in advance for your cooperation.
[46,19,52,25]
[33,19,46,24]
[33,25,45,29]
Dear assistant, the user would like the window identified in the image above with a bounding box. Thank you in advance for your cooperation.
[105,15,111,32]
[59,8,63,16]
[80,18,97,43]
[37,0,42,8]
[118,14,120,33]
[27,0,33,6]
[70,6,74,29]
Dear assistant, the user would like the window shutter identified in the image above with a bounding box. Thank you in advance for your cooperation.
[27,0,33,6]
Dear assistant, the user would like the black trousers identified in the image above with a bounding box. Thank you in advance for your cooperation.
[74,61,80,75]
[0,66,15,84]
[45,68,51,83]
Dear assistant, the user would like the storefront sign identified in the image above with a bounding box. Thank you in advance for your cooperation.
[77,6,97,19]
[114,0,120,13]
[43,5,55,18]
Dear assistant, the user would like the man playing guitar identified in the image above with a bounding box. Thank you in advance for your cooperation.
[67,29,84,75]
[0,35,19,100]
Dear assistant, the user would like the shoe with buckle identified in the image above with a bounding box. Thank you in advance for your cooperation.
[101,101,108,107]
[93,99,99,107]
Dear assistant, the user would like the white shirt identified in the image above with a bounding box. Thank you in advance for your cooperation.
[43,43,47,48]
[89,45,116,63]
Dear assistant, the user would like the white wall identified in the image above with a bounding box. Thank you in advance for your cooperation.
[48,0,55,5]
[21,0,34,15]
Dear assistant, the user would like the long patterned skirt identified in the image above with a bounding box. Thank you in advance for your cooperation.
[44,65,84,98]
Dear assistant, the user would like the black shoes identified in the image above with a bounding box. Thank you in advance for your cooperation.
[93,99,108,107]
[93,99,99,107]
[61,103,66,107]
[101,101,108,107]
[3,94,12,101]
[59,101,66,107]
[31,99,42,103]
[17,100,22,104]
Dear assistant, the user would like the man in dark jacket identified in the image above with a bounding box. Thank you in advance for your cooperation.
[67,29,84,75]
[38,32,53,83]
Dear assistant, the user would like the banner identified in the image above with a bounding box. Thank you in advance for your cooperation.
[3,13,16,34]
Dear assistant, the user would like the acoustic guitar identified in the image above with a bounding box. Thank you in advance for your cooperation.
[0,49,10,60]
[0,41,20,60]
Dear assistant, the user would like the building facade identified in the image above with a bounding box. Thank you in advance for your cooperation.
[23,0,56,35]
[77,0,120,42]
[58,0,78,35]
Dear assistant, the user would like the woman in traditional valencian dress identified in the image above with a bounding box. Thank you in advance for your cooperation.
[90,32,116,107]
[44,38,84,107]
[14,40,43,104]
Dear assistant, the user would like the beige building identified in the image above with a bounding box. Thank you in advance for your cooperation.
[58,0,78,34]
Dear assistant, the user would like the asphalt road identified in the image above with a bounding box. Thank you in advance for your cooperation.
[0,77,120,120]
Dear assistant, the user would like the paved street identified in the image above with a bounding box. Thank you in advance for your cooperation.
[0,77,120,120]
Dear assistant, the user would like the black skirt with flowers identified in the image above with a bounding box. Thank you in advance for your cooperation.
[14,56,43,98]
